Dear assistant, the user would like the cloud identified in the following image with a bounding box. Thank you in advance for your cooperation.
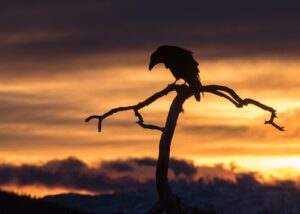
[1,0,300,77]
[182,124,249,135]
[180,124,250,139]
[0,91,78,126]
[0,157,204,193]
[279,109,300,138]
[101,158,197,177]
[0,157,298,194]
[0,157,154,192]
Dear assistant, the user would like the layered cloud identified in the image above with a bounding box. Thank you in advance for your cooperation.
[0,157,299,195]
[0,157,191,193]
[1,0,300,77]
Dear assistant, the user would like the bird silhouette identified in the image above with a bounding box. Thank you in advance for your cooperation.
[149,45,202,101]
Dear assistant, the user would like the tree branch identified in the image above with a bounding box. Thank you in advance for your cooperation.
[85,84,179,132]
[243,98,285,131]
[85,84,284,132]
[203,85,284,131]
[134,109,164,132]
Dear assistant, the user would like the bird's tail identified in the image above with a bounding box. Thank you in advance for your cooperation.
[193,87,201,102]
[191,79,203,102]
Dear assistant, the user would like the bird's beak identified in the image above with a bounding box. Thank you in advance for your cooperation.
[148,61,155,71]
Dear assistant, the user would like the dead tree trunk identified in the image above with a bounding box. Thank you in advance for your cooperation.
[149,86,191,214]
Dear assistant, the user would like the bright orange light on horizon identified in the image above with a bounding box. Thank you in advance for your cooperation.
[1,57,299,196]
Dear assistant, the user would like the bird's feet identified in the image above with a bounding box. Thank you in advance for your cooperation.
[172,79,179,85]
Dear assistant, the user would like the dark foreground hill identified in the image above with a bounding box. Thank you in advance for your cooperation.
[0,190,89,214]
[44,177,300,214]
[2,174,300,214]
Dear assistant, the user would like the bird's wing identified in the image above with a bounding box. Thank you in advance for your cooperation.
[181,53,200,77]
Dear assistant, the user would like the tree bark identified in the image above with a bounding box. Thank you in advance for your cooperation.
[149,85,191,214]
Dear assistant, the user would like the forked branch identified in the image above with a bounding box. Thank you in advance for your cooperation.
[85,84,178,132]
[85,84,284,132]
[204,85,284,131]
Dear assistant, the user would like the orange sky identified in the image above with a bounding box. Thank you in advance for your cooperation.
[1,57,299,165]
[1,54,299,197]
[1,1,300,196]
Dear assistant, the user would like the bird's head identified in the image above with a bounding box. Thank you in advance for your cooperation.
[148,47,165,71]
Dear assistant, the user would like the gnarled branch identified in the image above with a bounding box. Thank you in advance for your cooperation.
[85,84,179,132]
[203,85,284,131]
[85,84,284,132]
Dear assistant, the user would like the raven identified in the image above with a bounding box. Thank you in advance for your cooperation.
[149,45,202,101]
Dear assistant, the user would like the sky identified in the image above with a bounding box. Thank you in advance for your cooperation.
[0,0,300,196]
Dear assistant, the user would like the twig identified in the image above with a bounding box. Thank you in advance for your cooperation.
[134,109,164,131]
[243,98,285,131]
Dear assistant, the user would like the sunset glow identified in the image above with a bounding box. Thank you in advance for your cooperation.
[1,1,299,199]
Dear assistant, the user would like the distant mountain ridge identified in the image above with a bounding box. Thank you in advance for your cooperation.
[43,176,300,214]
[2,173,300,214]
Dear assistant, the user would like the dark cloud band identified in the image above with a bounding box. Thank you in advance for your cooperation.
[0,157,197,192]
[0,157,298,193]
[1,0,300,76]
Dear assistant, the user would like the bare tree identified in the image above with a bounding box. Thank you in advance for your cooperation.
[86,83,284,214]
